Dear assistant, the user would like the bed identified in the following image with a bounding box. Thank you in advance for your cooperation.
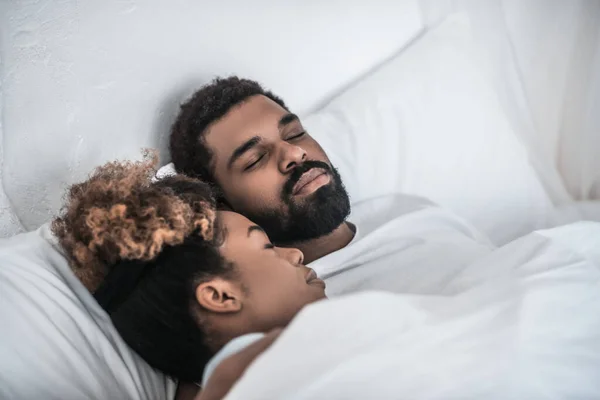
[1,1,600,399]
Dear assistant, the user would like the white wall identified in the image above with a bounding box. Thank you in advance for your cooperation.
[0,0,24,237]
[0,0,423,235]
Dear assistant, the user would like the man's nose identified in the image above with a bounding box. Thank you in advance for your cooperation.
[278,142,307,174]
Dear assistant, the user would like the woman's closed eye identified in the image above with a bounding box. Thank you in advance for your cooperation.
[264,243,275,250]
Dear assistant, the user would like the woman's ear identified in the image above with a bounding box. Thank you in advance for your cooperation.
[196,278,243,314]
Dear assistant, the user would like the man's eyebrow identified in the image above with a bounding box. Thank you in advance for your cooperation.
[278,113,299,130]
[227,136,261,170]
[247,225,266,237]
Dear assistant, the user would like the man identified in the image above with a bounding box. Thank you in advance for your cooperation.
[170,76,494,295]
[170,76,353,264]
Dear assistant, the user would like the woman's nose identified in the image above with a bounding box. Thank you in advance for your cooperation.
[275,246,305,265]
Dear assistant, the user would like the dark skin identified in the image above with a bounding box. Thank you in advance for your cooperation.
[175,210,326,400]
[205,95,355,263]
[196,211,326,349]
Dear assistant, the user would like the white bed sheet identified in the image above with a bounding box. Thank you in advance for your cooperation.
[225,222,600,399]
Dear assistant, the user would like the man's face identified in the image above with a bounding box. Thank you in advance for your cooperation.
[205,95,350,244]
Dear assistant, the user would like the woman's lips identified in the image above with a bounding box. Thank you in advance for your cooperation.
[305,268,326,288]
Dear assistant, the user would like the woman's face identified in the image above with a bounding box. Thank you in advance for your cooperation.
[217,210,326,331]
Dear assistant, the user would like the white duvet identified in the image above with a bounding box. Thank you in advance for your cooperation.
[224,222,600,399]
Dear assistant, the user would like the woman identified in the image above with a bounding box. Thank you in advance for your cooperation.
[52,154,326,388]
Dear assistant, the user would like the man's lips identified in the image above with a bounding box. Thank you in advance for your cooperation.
[292,168,329,195]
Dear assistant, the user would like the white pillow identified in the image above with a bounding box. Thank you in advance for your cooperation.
[304,14,554,245]
[0,225,176,400]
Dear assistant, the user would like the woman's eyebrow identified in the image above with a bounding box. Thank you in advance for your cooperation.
[247,225,266,237]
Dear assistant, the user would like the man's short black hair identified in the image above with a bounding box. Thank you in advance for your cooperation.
[169,76,288,185]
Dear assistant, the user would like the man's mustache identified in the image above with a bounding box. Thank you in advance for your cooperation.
[283,160,332,198]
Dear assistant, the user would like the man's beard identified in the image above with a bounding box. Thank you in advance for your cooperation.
[244,160,351,245]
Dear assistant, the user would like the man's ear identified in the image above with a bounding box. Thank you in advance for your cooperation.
[195,278,243,314]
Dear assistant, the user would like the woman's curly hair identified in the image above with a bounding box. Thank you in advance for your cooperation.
[52,151,215,292]
[52,151,236,382]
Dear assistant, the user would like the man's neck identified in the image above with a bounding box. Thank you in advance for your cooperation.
[288,222,355,264]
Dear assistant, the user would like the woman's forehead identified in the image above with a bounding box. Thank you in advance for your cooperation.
[217,211,254,239]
